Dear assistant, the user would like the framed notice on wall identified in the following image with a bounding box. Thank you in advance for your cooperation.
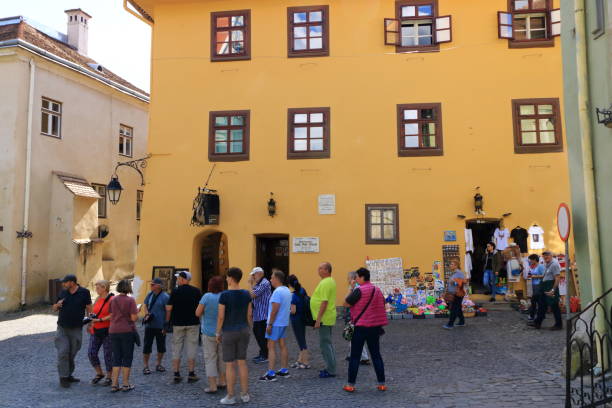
[152,266,174,293]
[318,194,336,215]
[292,237,320,253]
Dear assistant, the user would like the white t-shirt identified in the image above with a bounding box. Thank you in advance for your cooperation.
[493,228,510,250]
[528,225,545,249]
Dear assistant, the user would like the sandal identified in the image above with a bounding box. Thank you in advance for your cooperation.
[122,384,135,392]
[155,365,166,372]
[110,385,121,393]
[91,374,105,384]
[298,363,311,369]
[204,387,218,394]
[102,378,112,387]
[217,384,227,390]
[143,367,152,375]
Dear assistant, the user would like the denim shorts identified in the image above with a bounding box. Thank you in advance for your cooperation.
[265,326,287,341]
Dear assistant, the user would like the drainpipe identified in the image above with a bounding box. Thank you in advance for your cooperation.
[574,0,604,303]
[21,58,35,308]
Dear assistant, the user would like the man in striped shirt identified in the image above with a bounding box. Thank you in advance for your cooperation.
[249,267,271,364]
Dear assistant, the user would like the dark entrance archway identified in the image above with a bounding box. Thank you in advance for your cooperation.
[466,218,500,293]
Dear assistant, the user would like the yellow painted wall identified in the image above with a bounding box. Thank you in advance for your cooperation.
[135,0,570,302]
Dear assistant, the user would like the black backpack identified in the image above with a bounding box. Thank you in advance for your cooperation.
[300,290,316,327]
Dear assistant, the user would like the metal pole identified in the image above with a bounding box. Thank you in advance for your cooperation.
[565,242,571,319]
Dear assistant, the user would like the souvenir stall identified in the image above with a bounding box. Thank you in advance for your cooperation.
[367,257,488,320]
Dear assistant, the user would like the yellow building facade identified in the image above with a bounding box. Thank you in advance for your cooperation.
[127,0,570,302]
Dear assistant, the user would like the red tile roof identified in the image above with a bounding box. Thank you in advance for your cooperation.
[0,20,148,98]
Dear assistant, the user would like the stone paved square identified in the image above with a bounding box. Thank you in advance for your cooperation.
[0,306,565,407]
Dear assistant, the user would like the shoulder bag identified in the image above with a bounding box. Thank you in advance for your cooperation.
[342,288,376,342]
[142,292,161,326]
[93,294,114,339]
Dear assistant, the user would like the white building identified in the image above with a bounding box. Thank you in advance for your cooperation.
[0,9,149,312]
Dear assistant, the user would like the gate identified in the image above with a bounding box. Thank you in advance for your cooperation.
[566,288,612,407]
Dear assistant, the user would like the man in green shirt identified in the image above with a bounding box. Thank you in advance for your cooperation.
[310,262,337,378]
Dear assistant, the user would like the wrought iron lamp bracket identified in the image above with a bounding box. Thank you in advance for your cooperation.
[113,154,151,186]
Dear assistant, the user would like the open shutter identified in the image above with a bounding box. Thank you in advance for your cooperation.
[498,11,513,39]
[550,8,561,37]
[434,15,452,43]
[384,18,400,45]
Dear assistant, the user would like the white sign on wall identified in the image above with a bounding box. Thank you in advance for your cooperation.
[365,257,405,296]
[292,237,320,253]
[318,194,336,215]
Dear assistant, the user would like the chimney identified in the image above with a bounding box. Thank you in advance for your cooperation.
[65,9,91,56]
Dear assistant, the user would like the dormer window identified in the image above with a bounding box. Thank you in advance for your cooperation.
[384,0,452,53]
[498,0,560,48]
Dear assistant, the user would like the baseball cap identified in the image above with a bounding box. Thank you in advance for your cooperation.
[61,274,77,283]
[175,270,192,280]
[151,278,164,285]
[542,250,553,256]
[250,267,264,276]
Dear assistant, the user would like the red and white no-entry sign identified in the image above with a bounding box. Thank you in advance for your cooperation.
[557,203,571,242]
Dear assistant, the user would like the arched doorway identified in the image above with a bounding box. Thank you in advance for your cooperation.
[193,231,229,293]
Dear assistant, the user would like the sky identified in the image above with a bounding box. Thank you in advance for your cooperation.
[0,0,151,92]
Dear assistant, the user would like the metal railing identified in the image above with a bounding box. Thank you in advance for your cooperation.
[566,287,612,407]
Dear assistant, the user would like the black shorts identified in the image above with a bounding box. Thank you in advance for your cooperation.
[143,327,166,354]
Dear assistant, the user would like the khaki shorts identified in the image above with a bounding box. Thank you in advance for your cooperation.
[221,327,250,362]
[202,335,226,377]
[172,325,199,361]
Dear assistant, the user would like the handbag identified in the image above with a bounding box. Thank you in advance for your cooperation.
[93,294,113,338]
[343,288,376,342]
[142,292,161,326]
[443,292,456,303]
[133,331,141,347]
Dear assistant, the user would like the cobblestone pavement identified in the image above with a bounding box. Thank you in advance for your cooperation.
[0,305,565,407]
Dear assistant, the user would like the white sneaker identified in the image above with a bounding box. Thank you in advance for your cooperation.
[241,393,251,403]
[220,395,236,405]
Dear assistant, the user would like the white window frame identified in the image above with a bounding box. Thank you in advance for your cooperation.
[119,124,133,157]
[41,98,62,138]
[514,13,548,40]
[400,19,434,47]
[92,184,107,218]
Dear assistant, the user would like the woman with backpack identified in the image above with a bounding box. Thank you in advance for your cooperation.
[287,275,310,369]
[342,267,388,393]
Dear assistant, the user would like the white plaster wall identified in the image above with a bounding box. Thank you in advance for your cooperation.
[0,48,149,311]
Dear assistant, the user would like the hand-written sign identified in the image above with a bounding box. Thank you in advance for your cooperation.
[365,257,405,296]
[318,194,336,215]
[292,237,320,253]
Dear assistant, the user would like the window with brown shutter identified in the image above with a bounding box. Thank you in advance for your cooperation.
[287,6,329,58]
[396,103,443,157]
[287,108,330,159]
[211,10,251,61]
[384,0,452,52]
[512,98,563,154]
[366,204,399,245]
[497,0,560,48]
[209,110,250,161]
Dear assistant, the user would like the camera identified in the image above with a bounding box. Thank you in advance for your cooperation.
[83,313,97,325]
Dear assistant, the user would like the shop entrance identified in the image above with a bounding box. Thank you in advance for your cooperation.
[255,234,290,279]
[466,219,500,293]
[196,231,229,293]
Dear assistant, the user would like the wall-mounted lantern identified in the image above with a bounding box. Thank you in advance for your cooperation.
[106,154,151,205]
[474,192,484,214]
[596,106,612,128]
[268,193,276,217]
[107,176,123,205]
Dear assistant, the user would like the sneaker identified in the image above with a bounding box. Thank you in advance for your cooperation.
[343,385,355,393]
[240,393,251,403]
[276,369,290,378]
[455,322,466,327]
[377,384,388,391]
[442,324,454,330]
[259,373,277,382]
[527,316,534,321]
[252,356,263,363]
[173,373,182,384]
[360,359,370,365]
[220,395,237,405]
[59,377,71,388]
[290,361,300,369]
[253,356,268,364]
[318,370,336,378]
[67,376,80,383]
[187,373,199,383]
